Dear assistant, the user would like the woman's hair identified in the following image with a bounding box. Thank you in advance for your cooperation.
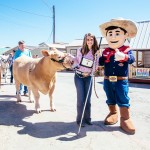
[81,33,99,56]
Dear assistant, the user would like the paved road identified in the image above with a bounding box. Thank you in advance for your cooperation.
[0,72,150,150]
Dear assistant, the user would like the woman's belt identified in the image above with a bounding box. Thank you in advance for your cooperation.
[104,76,128,82]
[76,70,91,77]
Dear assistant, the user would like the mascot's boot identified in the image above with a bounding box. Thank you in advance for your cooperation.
[120,107,135,134]
[104,105,118,125]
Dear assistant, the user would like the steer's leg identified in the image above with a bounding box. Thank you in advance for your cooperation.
[49,84,56,111]
[15,80,22,102]
[0,67,1,89]
[32,88,41,113]
[28,87,34,103]
[4,69,7,83]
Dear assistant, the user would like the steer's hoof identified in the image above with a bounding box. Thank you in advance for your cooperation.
[17,100,22,102]
[36,108,42,114]
[50,108,56,112]
[30,100,34,103]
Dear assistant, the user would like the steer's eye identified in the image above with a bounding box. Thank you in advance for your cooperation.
[58,56,61,60]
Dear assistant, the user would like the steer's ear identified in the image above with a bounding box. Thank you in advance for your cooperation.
[41,50,49,56]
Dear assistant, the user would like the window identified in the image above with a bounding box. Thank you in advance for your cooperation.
[70,49,77,57]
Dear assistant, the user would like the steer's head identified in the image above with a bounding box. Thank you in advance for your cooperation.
[41,48,75,70]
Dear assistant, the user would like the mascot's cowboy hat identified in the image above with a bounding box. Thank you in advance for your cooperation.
[99,17,137,38]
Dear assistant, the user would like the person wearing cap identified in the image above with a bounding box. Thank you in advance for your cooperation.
[14,40,32,96]
[99,18,137,134]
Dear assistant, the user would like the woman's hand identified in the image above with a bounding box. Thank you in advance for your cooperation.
[95,50,102,59]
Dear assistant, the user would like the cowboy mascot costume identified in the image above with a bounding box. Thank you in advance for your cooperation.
[99,18,137,134]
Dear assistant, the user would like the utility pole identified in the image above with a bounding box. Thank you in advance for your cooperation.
[53,5,55,43]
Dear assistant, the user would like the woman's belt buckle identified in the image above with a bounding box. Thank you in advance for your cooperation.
[109,76,117,82]
[76,70,90,77]
[76,70,82,75]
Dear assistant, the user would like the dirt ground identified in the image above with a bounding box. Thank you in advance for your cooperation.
[0,72,150,150]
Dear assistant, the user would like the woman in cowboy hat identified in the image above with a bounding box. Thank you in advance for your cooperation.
[99,18,137,134]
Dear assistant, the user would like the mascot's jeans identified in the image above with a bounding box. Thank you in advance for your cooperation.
[74,74,92,123]
[103,79,130,107]
[20,84,28,94]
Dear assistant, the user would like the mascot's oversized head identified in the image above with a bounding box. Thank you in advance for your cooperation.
[99,18,137,49]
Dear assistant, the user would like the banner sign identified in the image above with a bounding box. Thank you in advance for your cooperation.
[136,68,150,77]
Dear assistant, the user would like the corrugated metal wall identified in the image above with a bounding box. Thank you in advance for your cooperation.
[130,21,150,49]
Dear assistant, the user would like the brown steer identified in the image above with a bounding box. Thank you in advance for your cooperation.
[13,48,74,113]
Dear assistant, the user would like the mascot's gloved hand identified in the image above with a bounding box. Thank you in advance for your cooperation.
[115,49,126,61]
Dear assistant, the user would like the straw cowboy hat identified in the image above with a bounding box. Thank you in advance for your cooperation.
[99,18,137,38]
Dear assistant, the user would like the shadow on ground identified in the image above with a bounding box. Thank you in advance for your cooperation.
[17,120,124,141]
[0,100,127,141]
[0,100,34,127]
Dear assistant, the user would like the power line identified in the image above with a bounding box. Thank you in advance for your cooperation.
[40,0,52,11]
[40,0,54,43]
[0,15,46,29]
[0,3,52,18]
[0,2,54,44]
[46,28,53,43]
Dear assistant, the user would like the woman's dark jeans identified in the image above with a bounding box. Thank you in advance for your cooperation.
[74,74,93,124]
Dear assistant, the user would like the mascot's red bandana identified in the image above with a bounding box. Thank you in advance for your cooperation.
[103,45,130,63]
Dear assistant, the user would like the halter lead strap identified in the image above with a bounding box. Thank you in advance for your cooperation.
[50,56,69,69]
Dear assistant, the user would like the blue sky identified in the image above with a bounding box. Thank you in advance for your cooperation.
[0,0,149,47]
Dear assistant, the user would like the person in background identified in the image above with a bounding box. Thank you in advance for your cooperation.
[73,33,99,127]
[99,18,137,134]
[32,54,39,58]
[32,54,36,58]
[14,40,32,96]
[8,50,16,83]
